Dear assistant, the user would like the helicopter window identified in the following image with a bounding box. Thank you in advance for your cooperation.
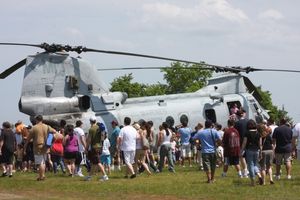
[67,76,79,90]
[180,114,189,124]
[227,101,241,115]
[165,116,175,127]
[205,109,216,123]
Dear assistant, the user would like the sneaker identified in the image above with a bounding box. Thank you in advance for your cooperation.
[100,175,109,181]
[168,168,175,173]
[84,176,92,181]
[117,165,122,171]
[75,172,84,177]
[258,177,263,185]
[111,165,115,171]
[243,174,249,178]
[2,172,7,177]
[221,172,227,177]
[130,174,136,179]
[275,175,280,180]
[287,175,292,180]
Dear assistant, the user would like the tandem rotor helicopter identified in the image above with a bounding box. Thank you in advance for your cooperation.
[1,42,300,133]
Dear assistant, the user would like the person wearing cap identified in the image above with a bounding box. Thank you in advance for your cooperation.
[110,120,121,171]
[85,116,108,181]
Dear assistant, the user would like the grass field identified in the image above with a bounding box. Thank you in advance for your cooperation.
[1,161,300,200]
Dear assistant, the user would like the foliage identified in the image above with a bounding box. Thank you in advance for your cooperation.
[257,86,292,123]
[161,62,212,94]
[110,73,166,98]
[110,62,213,97]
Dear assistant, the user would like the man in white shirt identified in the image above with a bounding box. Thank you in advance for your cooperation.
[73,120,86,177]
[117,117,137,179]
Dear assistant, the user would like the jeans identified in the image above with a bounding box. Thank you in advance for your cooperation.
[245,149,260,178]
[158,144,174,172]
[51,154,65,173]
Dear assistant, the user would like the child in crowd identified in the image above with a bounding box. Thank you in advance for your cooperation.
[100,132,111,174]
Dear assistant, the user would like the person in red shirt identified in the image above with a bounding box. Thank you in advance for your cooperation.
[221,119,242,178]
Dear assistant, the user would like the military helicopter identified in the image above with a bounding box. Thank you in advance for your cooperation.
[1,42,299,133]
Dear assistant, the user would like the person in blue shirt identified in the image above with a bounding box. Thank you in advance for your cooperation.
[178,122,192,167]
[193,120,221,183]
[110,120,121,171]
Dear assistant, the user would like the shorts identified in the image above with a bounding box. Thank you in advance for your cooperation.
[202,153,217,172]
[100,154,111,165]
[275,152,292,165]
[224,156,239,165]
[0,150,14,165]
[259,150,273,170]
[64,152,77,160]
[88,149,101,165]
[181,144,192,158]
[110,146,119,158]
[135,149,146,163]
[34,154,47,165]
[123,150,135,165]
[75,152,86,165]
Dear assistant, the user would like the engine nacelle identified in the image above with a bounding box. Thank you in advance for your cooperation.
[19,95,90,116]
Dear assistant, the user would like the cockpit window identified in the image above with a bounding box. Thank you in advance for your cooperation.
[205,109,216,123]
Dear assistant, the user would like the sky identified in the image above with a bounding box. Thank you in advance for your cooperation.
[1,0,300,125]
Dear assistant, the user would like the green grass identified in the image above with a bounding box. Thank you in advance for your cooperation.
[1,161,300,200]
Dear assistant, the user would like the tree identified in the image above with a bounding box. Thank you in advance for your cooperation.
[256,86,292,123]
[162,62,213,94]
[110,62,213,97]
[110,73,166,98]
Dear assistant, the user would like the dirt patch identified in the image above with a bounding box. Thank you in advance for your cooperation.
[0,193,24,200]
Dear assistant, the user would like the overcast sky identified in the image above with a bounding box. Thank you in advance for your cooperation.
[1,0,300,125]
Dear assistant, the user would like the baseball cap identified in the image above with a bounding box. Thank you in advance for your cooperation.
[111,120,118,125]
[90,116,97,122]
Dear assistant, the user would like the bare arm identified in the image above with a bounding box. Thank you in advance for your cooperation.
[240,137,247,154]
[80,135,87,151]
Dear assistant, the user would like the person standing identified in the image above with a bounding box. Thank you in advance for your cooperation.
[118,117,137,178]
[272,118,293,180]
[178,121,192,167]
[110,120,121,171]
[157,122,175,173]
[0,122,16,177]
[24,115,57,181]
[258,123,274,185]
[234,109,249,177]
[193,120,221,183]
[85,116,108,181]
[73,120,86,177]
[240,119,263,186]
[221,119,242,178]
[63,124,79,177]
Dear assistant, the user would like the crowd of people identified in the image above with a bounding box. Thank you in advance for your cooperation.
[0,108,299,186]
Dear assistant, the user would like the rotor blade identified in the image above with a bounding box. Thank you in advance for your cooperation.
[0,58,26,79]
[246,67,300,73]
[0,42,42,48]
[84,47,241,73]
[97,66,213,71]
